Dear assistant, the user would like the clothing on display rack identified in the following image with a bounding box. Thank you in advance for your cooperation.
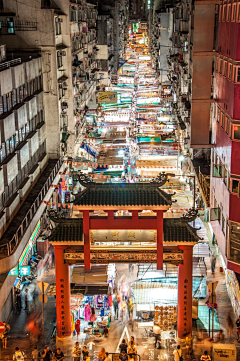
[104,297,110,310]
[91,306,96,322]
[100,308,104,317]
[84,305,92,321]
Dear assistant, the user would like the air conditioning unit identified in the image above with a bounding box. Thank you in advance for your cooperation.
[60,51,66,56]
[63,81,68,88]
[57,18,63,23]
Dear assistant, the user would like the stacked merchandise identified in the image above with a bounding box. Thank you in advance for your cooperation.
[154,305,177,360]
[154,305,177,331]
[226,269,240,316]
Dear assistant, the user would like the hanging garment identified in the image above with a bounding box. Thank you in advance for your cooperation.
[75,319,80,336]
[84,305,91,321]
[90,307,96,322]
[109,295,113,307]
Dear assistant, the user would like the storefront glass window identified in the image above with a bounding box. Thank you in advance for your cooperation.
[231,179,239,193]
[234,125,240,139]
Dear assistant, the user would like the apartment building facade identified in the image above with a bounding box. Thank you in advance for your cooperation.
[0,51,64,320]
[0,0,99,160]
[211,1,240,276]
[164,0,218,207]
[0,0,99,320]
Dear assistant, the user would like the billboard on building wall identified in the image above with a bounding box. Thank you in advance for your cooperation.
[98,92,117,103]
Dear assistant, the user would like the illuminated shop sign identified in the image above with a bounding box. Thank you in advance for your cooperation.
[19,221,41,266]
[8,221,41,275]
[19,266,31,276]
[9,266,18,276]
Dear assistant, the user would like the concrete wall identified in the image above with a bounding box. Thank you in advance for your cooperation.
[0,278,15,323]
[217,20,240,60]
[190,4,215,146]
[160,12,172,84]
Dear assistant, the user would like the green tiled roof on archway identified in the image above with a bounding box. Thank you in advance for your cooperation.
[73,183,172,208]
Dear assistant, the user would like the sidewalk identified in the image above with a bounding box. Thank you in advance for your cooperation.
[198,218,238,343]
[1,268,56,359]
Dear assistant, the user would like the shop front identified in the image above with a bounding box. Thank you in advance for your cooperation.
[9,220,41,280]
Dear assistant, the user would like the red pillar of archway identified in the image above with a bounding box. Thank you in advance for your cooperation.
[156,210,163,270]
[177,245,193,339]
[83,210,91,270]
[55,245,72,338]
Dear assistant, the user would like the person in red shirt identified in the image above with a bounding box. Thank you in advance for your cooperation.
[75,319,80,338]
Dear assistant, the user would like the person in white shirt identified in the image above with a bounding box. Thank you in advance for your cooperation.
[73,342,81,361]
[13,348,25,361]
[173,345,182,361]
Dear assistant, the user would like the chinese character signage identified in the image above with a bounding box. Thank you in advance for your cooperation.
[58,278,66,337]
[64,249,184,264]
[90,229,156,244]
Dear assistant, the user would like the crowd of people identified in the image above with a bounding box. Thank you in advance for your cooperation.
[10,339,217,361]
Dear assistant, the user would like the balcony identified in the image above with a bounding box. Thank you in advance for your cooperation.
[0,21,37,34]
[0,158,62,259]
[192,155,210,207]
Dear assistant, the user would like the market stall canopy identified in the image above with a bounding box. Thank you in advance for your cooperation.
[72,265,108,285]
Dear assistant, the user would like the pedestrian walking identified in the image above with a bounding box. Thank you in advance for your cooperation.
[119,339,128,354]
[210,254,216,275]
[153,323,161,348]
[98,348,106,361]
[54,348,64,361]
[226,312,234,339]
[73,342,81,361]
[128,336,135,346]
[236,315,240,342]
[15,288,21,312]
[129,264,133,275]
[13,347,25,361]
[173,345,182,361]
[75,319,80,338]
[24,289,29,311]
[113,297,119,319]
[128,299,134,320]
[127,341,137,361]
[42,346,52,361]
[82,346,90,361]
[2,321,10,348]
[200,351,211,361]
[32,346,41,361]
